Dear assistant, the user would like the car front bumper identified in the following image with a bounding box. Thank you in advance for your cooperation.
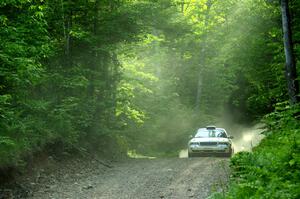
[188,144,232,154]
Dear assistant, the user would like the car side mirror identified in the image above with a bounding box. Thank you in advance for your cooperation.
[189,135,194,139]
[228,136,234,139]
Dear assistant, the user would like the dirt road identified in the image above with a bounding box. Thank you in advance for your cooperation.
[23,157,229,199]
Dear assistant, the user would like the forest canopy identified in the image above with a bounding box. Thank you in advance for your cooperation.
[0,0,299,164]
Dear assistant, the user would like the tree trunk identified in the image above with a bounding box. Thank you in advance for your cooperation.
[195,0,212,111]
[281,0,299,104]
[181,0,184,13]
[60,0,66,46]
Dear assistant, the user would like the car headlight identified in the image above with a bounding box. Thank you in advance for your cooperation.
[189,142,199,146]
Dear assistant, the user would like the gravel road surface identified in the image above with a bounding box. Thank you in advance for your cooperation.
[23,157,229,199]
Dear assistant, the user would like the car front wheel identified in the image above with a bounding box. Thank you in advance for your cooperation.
[188,152,195,158]
[224,148,233,157]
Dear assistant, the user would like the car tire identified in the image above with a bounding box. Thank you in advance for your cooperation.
[224,152,231,157]
[188,152,194,158]
[225,148,233,157]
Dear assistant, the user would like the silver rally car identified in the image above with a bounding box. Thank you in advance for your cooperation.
[188,126,234,157]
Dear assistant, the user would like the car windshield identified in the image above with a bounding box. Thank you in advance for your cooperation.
[195,129,227,138]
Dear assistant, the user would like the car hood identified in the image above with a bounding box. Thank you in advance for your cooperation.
[189,137,229,143]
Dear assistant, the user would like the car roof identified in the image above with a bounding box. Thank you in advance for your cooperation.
[197,127,227,132]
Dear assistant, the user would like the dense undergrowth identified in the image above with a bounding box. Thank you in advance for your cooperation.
[211,102,300,199]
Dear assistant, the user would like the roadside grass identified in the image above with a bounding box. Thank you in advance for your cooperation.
[209,102,300,199]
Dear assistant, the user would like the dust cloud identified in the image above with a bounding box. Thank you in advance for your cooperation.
[229,123,265,152]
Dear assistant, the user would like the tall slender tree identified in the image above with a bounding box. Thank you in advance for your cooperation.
[280,0,299,104]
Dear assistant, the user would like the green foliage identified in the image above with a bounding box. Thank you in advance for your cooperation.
[1,0,214,167]
[213,104,300,199]
[0,0,170,167]
[0,0,52,167]
[0,3,299,192]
